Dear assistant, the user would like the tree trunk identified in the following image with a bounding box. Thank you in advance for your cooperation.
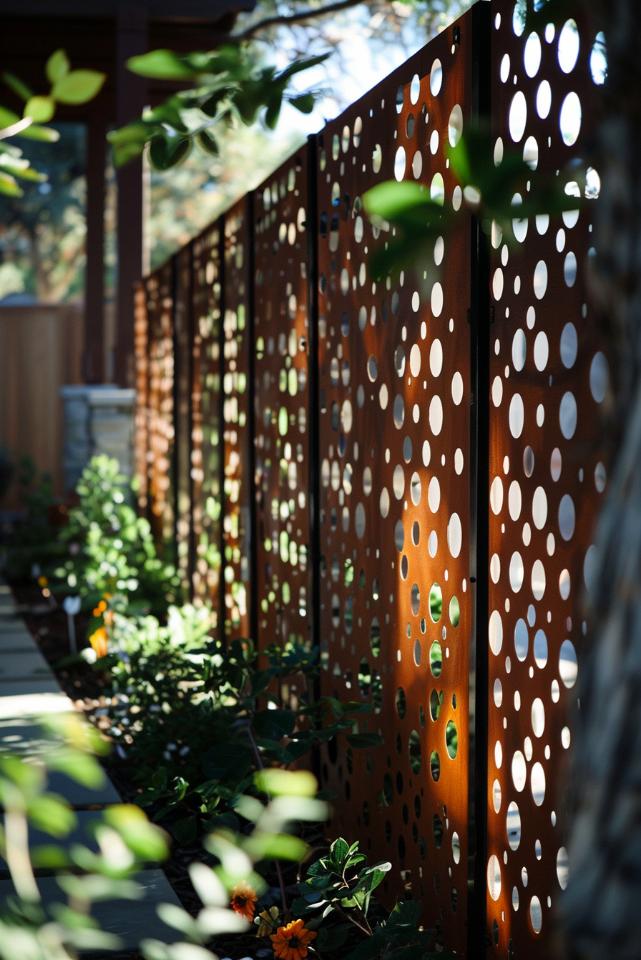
[562,1,641,957]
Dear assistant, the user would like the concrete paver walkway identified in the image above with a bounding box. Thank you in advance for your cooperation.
[0,581,183,953]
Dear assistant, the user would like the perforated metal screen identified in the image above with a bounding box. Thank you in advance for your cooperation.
[316,13,477,951]
[133,283,149,512]
[144,261,175,549]
[253,148,312,650]
[486,2,606,955]
[175,244,194,585]
[133,5,610,956]
[191,223,223,625]
[222,199,253,640]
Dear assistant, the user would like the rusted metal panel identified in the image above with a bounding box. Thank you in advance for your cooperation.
[145,261,175,550]
[191,222,223,625]
[253,147,312,651]
[222,199,253,640]
[175,243,194,586]
[133,282,149,512]
[486,3,606,956]
[316,11,476,951]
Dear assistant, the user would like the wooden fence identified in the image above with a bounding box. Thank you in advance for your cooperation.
[134,2,606,956]
[0,303,83,505]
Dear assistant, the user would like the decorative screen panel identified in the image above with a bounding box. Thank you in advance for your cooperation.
[175,244,193,587]
[317,12,476,951]
[223,200,252,640]
[486,3,606,956]
[192,223,223,625]
[134,282,149,512]
[146,261,175,550]
[253,148,312,650]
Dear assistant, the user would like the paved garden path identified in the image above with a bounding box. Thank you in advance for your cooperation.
[0,580,183,953]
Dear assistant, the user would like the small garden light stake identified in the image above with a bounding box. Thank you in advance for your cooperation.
[63,594,81,654]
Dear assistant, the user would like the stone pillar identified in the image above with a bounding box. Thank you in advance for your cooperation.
[60,386,92,492]
[87,387,135,477]
[60,385,135,493]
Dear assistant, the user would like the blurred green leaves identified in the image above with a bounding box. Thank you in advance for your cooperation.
[364,124,585,279]
[0,49,105,197]
[109,45,328,170]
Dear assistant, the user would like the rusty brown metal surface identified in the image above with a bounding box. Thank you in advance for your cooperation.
[253,148,312,651]
[486,3,606,956]
[144,261,175,549]
[222,199,253,640]
[175,244,193,586]
[133,282,148,512]
[316,11,476,951]
[191,222,223,624]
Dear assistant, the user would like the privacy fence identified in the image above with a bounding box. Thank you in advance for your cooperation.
[134,1,606,957]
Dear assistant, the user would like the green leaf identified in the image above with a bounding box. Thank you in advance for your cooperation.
[52,69,106,105]
[48,750,104,788]
[57,874,143,902]
[196,130,219,156]
[188,862,226,907]
[27,795,76,837]
[149,134,192,171]
[330,837,350,865]
[255,768,317,798]
[246,832,308,862]
[17,123,60,143]
[197,906,250,936]
[364,180,427,220]
[156,902,200,937]
[289,92,315,114]
[277,53,330,82]
[3,71,33,101]
[253,708,296,740]
[46,50,70,85]
[103,805,169,862]
[24,96,55,123]
[264,88,284,130]
[128,49,198,81]
[0,169,25,196]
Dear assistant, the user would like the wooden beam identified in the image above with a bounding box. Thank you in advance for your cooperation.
[84,116,107,384]
[0,1,254,20]
[114,1,147,386]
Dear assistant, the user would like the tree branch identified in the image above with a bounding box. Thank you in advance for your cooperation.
[233,0,366,41]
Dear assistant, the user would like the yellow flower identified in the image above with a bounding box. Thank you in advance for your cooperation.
[89,626,109,658]
[256,905,281,938]
[230,883,257,921]
[38,576,48,588]
[271,919,317,960]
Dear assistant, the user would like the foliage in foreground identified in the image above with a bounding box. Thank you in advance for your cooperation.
[4,455,448,958]
[0,715,328,960]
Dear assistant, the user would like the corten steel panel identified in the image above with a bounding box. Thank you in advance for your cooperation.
[145,262,175,550]
[223,200,253,640]
[317,14,475,951]
[191,222,223,625]
[253,148,312,650]
[175,244,194,587]
[134,282,149,512]
[486,3,606,956]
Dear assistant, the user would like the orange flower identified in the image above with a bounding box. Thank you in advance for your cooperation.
[89,626,108,658]
[38,576,48,588]
[230,883,257,921]
[271,919,317,960]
